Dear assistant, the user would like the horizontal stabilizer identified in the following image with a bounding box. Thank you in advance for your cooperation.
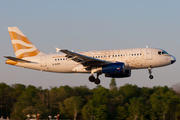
[4,56,38,64]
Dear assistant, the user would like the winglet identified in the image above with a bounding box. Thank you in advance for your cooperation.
[55,47,61,53]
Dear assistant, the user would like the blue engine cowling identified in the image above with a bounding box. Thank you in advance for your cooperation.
[102,62,125,74]
[105,70,131,78]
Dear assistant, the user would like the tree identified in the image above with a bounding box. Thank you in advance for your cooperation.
[108,95,124,119]
[92,85,109,106]
[150,87,172,120]
[95,105,108,120]
[82,100,95,120]
[118,84,140,102]
[116,106,128,120]
[63,96,83,120]
[0,83,13,118]
[109,78,117,90]
[128,97,146,120]
[10,85,42,120]
[11,83,26,101]
[1,82,180,120]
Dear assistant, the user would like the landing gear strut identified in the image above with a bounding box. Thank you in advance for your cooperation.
[89,73,102,85]
[148,67,154,79]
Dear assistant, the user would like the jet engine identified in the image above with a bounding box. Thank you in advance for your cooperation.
[102,62,125,74]
[105,70,131,78]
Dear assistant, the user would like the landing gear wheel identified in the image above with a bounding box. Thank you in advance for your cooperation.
[94,78,101,85]
[148,67,154,80]
[89,75,95,82]
[149,75,154,79]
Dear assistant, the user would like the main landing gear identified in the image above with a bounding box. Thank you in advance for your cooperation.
[148,67,154,79]
[89,73,101,85]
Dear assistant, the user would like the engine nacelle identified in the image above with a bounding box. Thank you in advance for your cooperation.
[102,62,125,74]
[105,70,131,78]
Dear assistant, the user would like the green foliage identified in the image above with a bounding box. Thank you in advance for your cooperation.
[92,85,109,105]
[110,78,117,90]
[1,82,180,120]
[10,85,42,120]
[82,103,91,120]
[63,96,83,118]
[116,106,128,120]
[0,83,13,118]
[128,97,147,120]
[82,100,95,120]
[119,84,140,101]
[95,105,108,120]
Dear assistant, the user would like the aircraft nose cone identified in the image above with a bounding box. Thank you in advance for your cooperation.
[171,55,176,64]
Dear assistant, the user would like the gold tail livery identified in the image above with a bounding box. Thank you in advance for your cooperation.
[5,27,176,84]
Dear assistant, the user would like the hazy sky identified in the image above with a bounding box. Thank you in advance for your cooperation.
[0,1,179,89]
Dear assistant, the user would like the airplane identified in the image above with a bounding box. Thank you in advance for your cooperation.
[4,27,176,84]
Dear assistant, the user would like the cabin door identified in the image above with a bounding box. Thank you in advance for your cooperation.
[146,48,152,60]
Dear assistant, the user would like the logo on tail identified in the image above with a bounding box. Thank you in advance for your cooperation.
[8,27,40,58]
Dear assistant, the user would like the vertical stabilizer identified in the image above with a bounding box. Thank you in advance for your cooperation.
[8,27,41,58]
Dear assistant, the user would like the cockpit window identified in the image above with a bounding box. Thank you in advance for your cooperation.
[158,51,162,55]
[162,51,168,55]
[158,51,169,55]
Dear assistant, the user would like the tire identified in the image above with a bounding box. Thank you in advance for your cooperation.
[149,75,154,79]
[94,78,100,84]
[89,75,95,82]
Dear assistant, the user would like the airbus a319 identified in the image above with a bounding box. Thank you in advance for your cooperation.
[4,27,176,84]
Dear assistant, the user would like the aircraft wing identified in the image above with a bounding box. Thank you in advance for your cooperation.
[59,49,111,67]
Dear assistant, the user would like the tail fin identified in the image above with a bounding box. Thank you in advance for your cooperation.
[8,27,41,58]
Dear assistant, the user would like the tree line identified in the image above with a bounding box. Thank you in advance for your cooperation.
[0,79,180,120]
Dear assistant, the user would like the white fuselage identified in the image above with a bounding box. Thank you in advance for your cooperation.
[6,26,176,84]
[14,48,173,73]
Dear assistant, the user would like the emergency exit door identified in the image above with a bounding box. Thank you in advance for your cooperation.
[146,48,152,60]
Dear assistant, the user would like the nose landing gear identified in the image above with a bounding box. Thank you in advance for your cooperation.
[148,67,154,79]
